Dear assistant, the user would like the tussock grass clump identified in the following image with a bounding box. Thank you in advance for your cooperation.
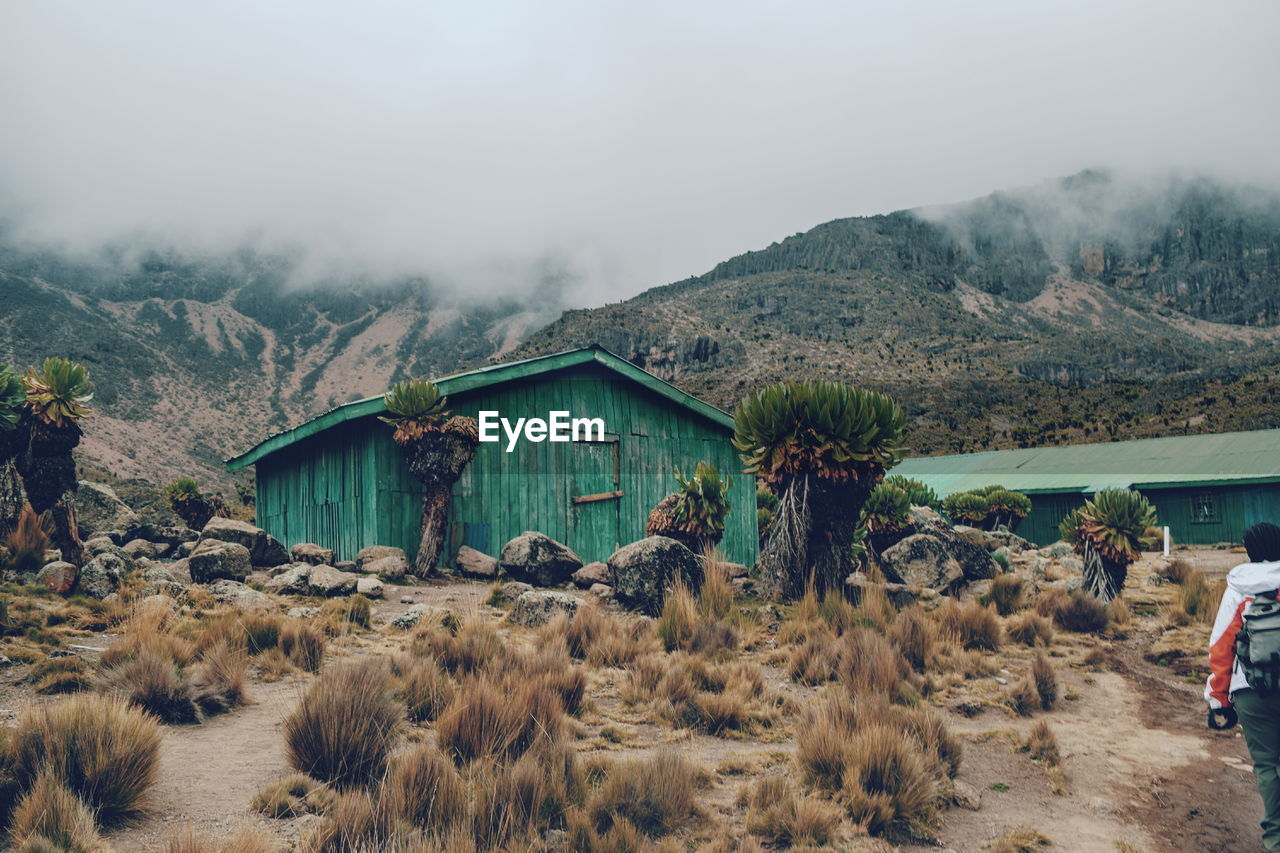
[938,599,1002,651]
[1008,678,1039,717]
[853,583,896,632]
[821,587,860,634]
[284,658,404,789]
[165,826,279,853]
[472,740,586,848]
[251,773,334,819]
[698,558,734,621]
[624,653,776,734]
[29,656,92,695]
[742,776,841,847]
[982,574,1026,616]
[1006,613,1054,647]
[1031,653,1057,710]
[1159,558,1195,585]
[416,618,513,677]
[788,627,839,685]
[11,693,161,825]
[987,825,1053,851]
[390,654,455,723]
[1049,590,1110,633]
[435,676,563,764]
[98,649,199,723]
[656,581,698,652]
[1024,720,1061,766]
[296,789,394,853]
[9,772,105,853]
[841,722,938,836]
[887,605,937,672]
[1108,596,1131,628]
[1176,570,1225,625]
[383,745,467,832]
[561,600,653,667]
[188,640,248,716]
[836,627,915,702]
[588,750,698,838]
[796,692,860,790]
[278,621,326,672]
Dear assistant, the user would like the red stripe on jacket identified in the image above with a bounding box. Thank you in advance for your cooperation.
[1208,597,1249,708]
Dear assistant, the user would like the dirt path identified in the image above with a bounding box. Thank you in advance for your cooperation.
[105,679,304,850]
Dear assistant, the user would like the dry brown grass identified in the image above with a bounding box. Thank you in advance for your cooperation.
[1008,678,1039,717]
[887,605,937,672]
[1030,653,1057,710]
[8,771,105,853]
[189,640,248,716]
[836,627,915,702]
[415,618,513,677]
[1159,558,1196,585]
[1024,720,1061,766]
[29,656,92,695]
[982,573,1026,616]
[1006,613,1054,647]
[390,654,455,723]
[985,826,1053,851]
[938,599,1002,650]
[97,648,199,723]
[279,621,326,672]
[2,506,51,577]
[788,626,839,685]
[10,693,161,825]
[435,675,563,764]
[796,692,860,790]
[742,776,841,847]
[588,749,698,838]
[472,740,586,848]
[560,600,653,667]
[164,827,279,853]
[284,658,404,789]
[382,744,467,833]
[841,722,938,836]
[1176,570,1225,625]
[250,773,334,819]
[699,557,734,621]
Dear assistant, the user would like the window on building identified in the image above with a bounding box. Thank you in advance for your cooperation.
[1191,493,1218,524]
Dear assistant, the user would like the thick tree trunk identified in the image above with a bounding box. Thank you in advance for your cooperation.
[0,460,23,536]
[757,474,873,601]
[48,499,84,568]
[395,416,479,576]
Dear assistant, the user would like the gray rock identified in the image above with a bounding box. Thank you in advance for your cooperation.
[355,545,407,572]
[500,532,583,587]
[588,583,614,598]
[335,560,357,572]
[36,560,77,594]
[287,606,322,620]
[1044,542,1074,559]
[165,558,193,585]
[846,573,942,609]
[143,579,187,599]
[391,603,456,630]
[507,590,580,627]
[951,780,983,811]
[122,538,158,560]
[489,581,533,606]
[188,539,252,583]
[455,546,499,579]
[1059,556,1084,576]
[878,534,965,592]
[607,536,702,616]
[905,507,999,581]
[307,565,360,597]
[365,554,408,581]
[79,556,123,599]
[85,536,133,567]
[290,543,335,566]
[1145,572,1165,586]
[571,561,610,589]
[264,564,312,595]
[74,481,139,539]
[177,540,197,558]
[356,576,385,599]
[207,580,276,613]
[953,525,1036,554]
[126,524,198,547]
[198,518,289,567]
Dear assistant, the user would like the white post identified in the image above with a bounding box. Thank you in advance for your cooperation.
[1163,526,1170,557]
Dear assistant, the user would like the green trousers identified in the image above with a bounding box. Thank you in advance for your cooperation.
[1235,688,1280,850]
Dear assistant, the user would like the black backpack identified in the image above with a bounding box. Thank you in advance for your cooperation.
[1236,590,1280,693]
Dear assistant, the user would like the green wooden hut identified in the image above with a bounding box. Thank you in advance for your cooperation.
[895,428,1280,546]
[225,346,758,566]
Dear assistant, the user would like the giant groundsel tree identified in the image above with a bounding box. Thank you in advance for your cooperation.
[1059,487,1156,601]
[734,379,905,600]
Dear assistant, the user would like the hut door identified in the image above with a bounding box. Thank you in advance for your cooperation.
[569,436,621,563]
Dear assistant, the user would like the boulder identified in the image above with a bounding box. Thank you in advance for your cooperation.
[263,564,312,595]
[901,507,999,582]
[290,543,335,566]
[36,561,77,594]
[125,523,198,547]
[953,525,1036,554]
[507,590,580,627]
[74,481,140,538]
[287,606,322,620]
[365,554,409,581]
[1044,542,1074,559]
[489,581,533,606]
[79,556,123,599]
[177,541,198,558]
[355,546,407,573]
[588,583,614,599]
[85,536,133,567]
[878,534,965,592]
[356,576,385,599]
[307,565,360,597]
[455,546,499,579]
[335,560,358,572]
[207,580,276,613]
[499,532,583,587]
[198,518,288,568]
[571,561,610,589]
[846,573,942,609]
[122,538,158,560]
[607,536,702,616]
[391,603,456,631]
[188,539,252,583]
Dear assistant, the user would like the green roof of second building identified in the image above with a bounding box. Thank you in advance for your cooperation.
[894,427,1280,496]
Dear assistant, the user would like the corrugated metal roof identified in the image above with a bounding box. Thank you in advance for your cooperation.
[226,345,735,471]
[895,428,1280,496]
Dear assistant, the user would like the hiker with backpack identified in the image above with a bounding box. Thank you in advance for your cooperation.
[1207,521,1280,850]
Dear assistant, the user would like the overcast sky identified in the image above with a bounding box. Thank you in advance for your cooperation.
[1,1,1277,306]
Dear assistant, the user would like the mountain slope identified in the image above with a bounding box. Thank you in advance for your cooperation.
[517,172,1280,454]
[0,244,561,486]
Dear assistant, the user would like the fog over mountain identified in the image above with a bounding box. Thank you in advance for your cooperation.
[2,2,1278,306]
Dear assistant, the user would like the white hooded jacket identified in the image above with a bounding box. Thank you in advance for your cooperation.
[1206,559,1280,709]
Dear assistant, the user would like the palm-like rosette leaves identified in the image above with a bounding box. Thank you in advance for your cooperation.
[1075,488,1157,565]
[942,492,989,525]
[379,380,450,444]
[732,380,906,488]
[670,461,733,539]
[0,365,24,432]
[984,487,1032,520]
[883,474,939,510]
[861,482,911,534]
[1058,506,1088,544]
[164,477,202,502]
[22,358,92,427]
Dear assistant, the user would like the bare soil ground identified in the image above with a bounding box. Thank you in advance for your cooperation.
[0,547,1262,851]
